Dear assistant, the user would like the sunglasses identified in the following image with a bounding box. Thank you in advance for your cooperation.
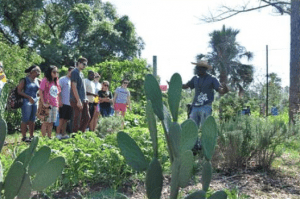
[103,84,109,87]
[123,82,129,84]
[52,71,58,74]
[82,62,87,66]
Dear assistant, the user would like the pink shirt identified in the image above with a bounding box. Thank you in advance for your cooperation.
[39,78,61,107]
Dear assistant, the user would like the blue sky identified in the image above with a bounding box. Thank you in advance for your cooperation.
[104,0,290,87]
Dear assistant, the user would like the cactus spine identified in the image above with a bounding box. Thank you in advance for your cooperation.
[117,73,227,199]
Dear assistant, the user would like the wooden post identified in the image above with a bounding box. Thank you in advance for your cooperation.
[266,45,269,117]
[153,56,157,77]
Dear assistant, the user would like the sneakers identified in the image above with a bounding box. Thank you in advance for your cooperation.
[61,134,70,139]
[56,134,69,140]
[21,137,31,143]
[56,134,62,140]
[29,136,34,142]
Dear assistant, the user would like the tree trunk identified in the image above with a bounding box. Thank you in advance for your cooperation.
[289,0,300,124]
[238,84,244,98]
[219,69,228,86]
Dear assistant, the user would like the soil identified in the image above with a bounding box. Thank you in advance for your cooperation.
[45,166,300,199]
[127,168,300,199]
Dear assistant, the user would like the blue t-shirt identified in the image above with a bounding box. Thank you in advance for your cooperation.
[70,68,86,102]
[187,74,220,106]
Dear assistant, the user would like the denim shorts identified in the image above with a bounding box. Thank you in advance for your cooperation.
[21,98,37,123]
[100,106,112,117]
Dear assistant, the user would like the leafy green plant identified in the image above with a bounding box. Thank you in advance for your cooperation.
[117,73,227,199]
[124,110,146,128]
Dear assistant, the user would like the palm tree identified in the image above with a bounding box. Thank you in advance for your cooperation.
[205,25,254,96]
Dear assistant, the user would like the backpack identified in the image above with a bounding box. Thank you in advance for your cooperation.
[7,78,25,110]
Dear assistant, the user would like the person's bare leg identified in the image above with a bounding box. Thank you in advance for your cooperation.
[21,122,27,138]
[62,120,68,136]
[56,119,65,135]
[28,121,34,137]
[93,111,99,131]
[41,123,47,137]
[47,123,53,138]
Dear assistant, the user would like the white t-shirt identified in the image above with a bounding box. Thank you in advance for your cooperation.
[59,76,71,105]
[94,81,102,94]
[84,78,95,103]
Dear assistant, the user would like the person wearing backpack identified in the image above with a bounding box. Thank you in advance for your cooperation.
[39,65,61,138]
[17,65,41,142]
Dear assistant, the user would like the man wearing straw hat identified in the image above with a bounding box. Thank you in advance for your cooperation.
[182,60,228,127]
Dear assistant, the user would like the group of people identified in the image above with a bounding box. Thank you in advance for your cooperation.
[1,58,229,143]
[1,57,131,142]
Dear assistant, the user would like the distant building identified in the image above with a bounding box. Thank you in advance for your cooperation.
[160,85,168,93]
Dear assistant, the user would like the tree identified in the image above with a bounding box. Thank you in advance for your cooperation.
[203,25,254,96]
[200,0,300,123]
[290,0,300,123]
[200,1,291,23]
[0,0,145,68]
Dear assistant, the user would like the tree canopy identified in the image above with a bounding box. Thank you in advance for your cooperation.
[0,0,144,68]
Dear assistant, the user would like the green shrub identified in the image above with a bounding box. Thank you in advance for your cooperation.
[95,116,123,138]
[215,114,292,169]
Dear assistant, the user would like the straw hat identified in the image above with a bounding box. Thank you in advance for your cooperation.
[191,60,212,70]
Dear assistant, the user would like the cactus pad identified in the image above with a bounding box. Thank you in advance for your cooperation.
[17,173,31,199]
[4,161,25,199]
[201,116,218,161]
[168,73,182,122]
[185,190,206,199]
[144,74,164,120]
[146,101,158,158]
[28,146,51,176]
[180,119,198,155]
[31,157,65,191]
[146,158,163,199]
[178,150,194,188]
[0,118,7,152]
[208,190,227,199]
[202,161,212,192]
[117,132,148,171]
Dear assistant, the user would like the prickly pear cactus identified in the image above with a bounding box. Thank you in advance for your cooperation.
[2,137,66,198]
[118,73,227,199]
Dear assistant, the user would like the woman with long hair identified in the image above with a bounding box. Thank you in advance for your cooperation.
[17,65,41,142]
[39,65,61,138]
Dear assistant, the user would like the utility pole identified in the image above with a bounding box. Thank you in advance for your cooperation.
[153,56,157,78]
[266,45,269,117]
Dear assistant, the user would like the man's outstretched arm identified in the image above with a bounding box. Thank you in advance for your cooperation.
[182,84,189,89]
[218,84,229,94]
